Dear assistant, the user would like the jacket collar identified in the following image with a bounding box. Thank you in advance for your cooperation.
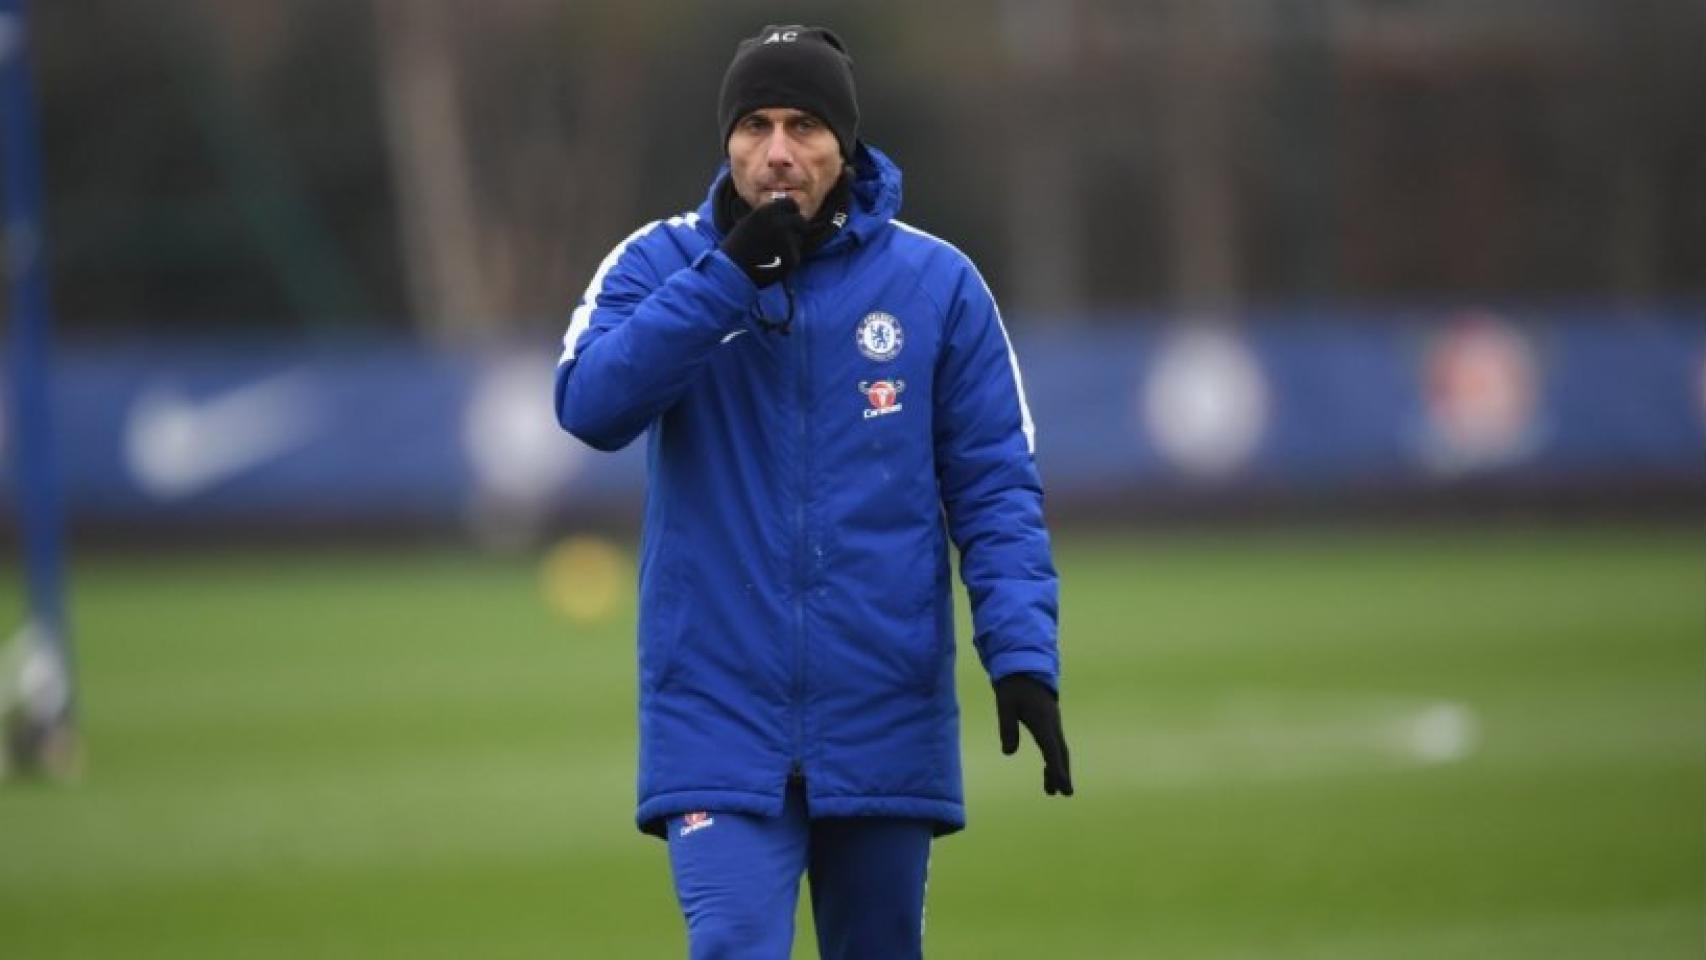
[696,141,903,254]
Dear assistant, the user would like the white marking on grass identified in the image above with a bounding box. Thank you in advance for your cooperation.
[975,697,1481,790]
[1396,701,1480,764]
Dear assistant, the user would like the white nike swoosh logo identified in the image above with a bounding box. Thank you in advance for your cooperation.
[124,370,321,500]
[720,330,748,344]
[757,256,782,270]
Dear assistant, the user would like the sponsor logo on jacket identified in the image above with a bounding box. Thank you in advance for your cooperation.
[859,379,906,419]
[678,811,715,837]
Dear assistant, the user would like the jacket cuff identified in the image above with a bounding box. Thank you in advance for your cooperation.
[985,650,1059,692]
[692,249,760,303]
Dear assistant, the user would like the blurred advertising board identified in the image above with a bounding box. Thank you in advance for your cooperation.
[3,308,1702,534]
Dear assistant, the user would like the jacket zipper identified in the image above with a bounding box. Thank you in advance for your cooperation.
[791,286,811,781]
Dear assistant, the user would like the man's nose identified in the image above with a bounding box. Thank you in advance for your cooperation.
[765,130,794,167]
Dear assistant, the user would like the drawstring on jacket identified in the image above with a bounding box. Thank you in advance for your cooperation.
[714,169,853,337]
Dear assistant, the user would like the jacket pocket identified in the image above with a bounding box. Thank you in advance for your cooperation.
[907,545,953,693]
[638,549,689,692]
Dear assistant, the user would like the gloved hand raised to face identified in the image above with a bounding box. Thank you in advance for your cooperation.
[995,674,1074,797]
[719,194,807,287]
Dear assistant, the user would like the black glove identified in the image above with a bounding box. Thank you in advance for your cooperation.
[719,195,806,287]
[995,674,1074,796]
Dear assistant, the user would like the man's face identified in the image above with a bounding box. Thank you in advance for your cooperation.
[726,107,845,221]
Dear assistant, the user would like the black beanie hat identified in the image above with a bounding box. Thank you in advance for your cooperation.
[718,25,859,160]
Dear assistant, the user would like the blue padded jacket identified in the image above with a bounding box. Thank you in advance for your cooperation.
[554,143,1059,837]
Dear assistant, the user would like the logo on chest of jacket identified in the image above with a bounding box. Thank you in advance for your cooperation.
[856,311,904,362]
[859,379,906,419]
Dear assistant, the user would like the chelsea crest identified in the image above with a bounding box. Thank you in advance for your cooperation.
[856,311,904,362]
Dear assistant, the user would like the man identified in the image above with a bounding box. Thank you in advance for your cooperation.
[554,24,1072,959]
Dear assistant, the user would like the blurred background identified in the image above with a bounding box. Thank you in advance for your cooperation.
[2,1,1702,957]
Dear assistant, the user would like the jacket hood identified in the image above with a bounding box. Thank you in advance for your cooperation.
[698,141,903,250]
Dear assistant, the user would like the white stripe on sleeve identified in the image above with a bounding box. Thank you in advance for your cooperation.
[558,212,701,365]
[892,219,1037,454]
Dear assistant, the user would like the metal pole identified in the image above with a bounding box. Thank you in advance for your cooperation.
[1,0,78,779]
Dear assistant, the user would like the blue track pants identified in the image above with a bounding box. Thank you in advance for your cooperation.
[665,783,933,959]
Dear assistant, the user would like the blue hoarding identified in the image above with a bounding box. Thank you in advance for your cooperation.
[2,309,1702,531]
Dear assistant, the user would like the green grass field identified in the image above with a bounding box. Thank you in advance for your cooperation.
[1,527,1701,958]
